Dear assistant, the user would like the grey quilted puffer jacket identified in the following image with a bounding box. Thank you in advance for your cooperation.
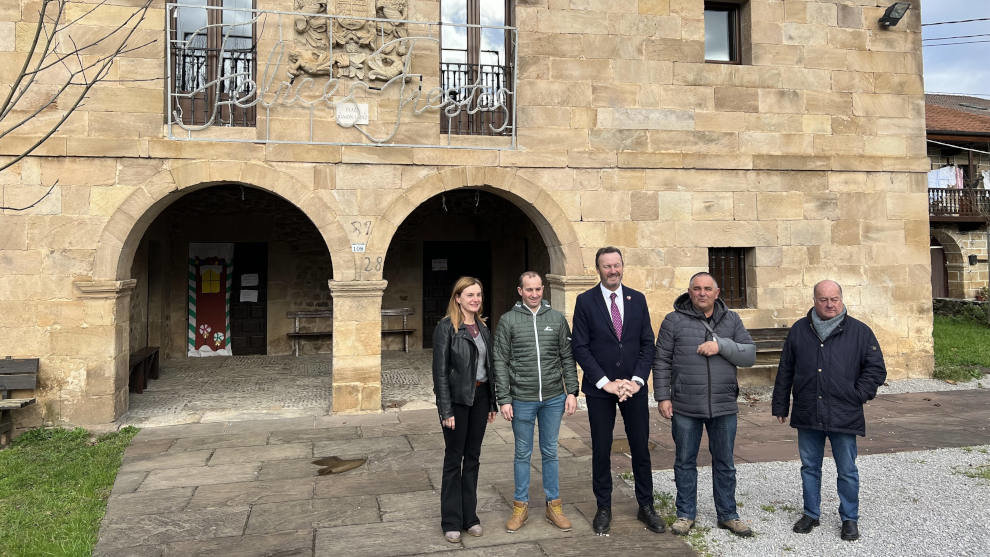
[653,294,756,418]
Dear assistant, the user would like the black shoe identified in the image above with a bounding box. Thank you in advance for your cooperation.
[592,507,611,535]
[792,514,820,534]
[637,505,665,533]
[841,520,859,541]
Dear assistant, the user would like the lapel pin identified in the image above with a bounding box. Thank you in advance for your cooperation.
[626,296,631,301]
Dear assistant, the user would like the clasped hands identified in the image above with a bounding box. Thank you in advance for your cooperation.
[603,378,641,402]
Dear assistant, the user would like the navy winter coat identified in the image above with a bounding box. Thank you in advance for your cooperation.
[771,311,887,437]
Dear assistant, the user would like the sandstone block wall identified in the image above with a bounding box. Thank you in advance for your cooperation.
[0,0,933,425]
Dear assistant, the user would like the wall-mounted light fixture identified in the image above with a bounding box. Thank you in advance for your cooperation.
[879,2,911,28]
[969,254,979,266]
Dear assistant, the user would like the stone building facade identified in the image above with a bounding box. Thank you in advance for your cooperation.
[0,0,933,427]
[926,94,990,299]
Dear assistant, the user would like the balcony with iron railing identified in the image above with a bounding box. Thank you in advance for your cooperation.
[929,188,990,222]
[165,3,517,147]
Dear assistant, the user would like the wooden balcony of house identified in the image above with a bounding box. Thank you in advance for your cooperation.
[928,188,990,222]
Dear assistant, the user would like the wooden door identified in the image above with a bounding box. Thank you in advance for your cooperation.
[930,239,948,298]
[230,242,267,354]
[422,241,491,348]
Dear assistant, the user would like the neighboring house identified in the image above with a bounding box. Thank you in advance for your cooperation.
[926,94,990,299]
[0,1,933,428]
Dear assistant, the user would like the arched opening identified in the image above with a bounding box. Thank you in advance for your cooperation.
[124,184,335,423]
[379,187,553,408]
[931,228,966,299]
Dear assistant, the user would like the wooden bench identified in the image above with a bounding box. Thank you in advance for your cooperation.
[128,347,160,394]
[1,357,38,448]
[287,308,416,356]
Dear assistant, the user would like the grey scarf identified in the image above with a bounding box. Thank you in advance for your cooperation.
[811,308,846,341]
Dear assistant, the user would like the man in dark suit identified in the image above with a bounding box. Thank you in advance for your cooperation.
[572,246,663,535]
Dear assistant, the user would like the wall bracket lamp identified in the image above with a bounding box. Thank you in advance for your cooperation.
[879,2,911,28]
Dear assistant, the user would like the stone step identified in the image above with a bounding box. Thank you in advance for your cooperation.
[738,364,778,387]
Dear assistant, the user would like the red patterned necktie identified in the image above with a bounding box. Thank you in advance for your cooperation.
[610,292,622,340]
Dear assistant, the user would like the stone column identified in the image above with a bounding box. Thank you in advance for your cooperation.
[66,279,137,424]
[546,274,598,321]
[329,279,387,413]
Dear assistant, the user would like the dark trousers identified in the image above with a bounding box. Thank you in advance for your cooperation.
[440,383,490,531]
[587,393,653,508]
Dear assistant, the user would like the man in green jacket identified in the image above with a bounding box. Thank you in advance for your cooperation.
[494,271,579,533]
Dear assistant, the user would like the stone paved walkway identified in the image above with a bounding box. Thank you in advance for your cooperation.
[121,352,437,427]
[94,388,990,556]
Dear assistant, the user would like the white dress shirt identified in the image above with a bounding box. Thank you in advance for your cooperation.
[595,283,644,390]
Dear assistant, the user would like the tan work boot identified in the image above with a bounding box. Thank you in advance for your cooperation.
[545,499,572,531]
[506,500,528,532]
[671,517,695,536]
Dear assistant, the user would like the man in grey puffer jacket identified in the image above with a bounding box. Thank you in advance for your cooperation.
[654,272,756,538]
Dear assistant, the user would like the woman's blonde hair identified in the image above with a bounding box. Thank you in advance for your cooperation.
[445,276,485,330]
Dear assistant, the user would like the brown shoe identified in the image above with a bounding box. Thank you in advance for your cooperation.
[545,499,572,531]
[717,518,753,538]
[506,500,528,532]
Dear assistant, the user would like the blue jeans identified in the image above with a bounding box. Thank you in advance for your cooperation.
[671,412,739,522]
[797,428,859,522]
[511,393,565,502]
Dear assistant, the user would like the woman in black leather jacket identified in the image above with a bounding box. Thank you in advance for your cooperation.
[432,276,497,543]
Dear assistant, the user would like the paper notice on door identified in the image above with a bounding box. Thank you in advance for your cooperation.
[239,289,258,302]
[241,273,259,287]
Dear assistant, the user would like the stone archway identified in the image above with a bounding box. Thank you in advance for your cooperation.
[81,160,353,422]
[93,160,351,281]
[368,167,583,277]
[931,228,965,298]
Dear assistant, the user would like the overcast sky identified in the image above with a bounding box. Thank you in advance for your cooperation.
[921,0,990,97]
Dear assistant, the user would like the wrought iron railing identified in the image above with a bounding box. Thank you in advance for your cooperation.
[929,188,990,218]
[164,3,518,148]
[172,44,255,127]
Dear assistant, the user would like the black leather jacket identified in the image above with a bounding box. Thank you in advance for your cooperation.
[432,316,496,420]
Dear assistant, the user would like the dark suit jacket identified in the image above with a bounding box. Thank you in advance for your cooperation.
[572,283,656,399]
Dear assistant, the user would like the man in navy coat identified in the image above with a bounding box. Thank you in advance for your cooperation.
[572,246,663,535]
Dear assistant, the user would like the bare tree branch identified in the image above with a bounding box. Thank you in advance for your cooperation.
[0,0,156,183]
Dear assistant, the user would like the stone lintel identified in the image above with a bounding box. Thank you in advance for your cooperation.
[328,280,388,298]
[74,279,138,299]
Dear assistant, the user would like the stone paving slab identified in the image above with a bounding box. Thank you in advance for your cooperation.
[105,488,195,519]
[95,506,250,549]
[124,438,177,458]
[312,436,412,458]
[120,449,213,472]
[258,457,325,481]
[187,478,316,509]
[163,529,314,557]
[315,469,433,498]
[269,426,361,444]
[245,496,380,534]
[458,507,590,549]
[140,463,260,490]
[110,470,149,495]
[210,442,313,465]
[314,516,457,556]
[168,432,270,452]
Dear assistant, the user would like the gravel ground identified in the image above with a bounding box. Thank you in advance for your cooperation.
[648,445,990,556]
[741,376,987,402]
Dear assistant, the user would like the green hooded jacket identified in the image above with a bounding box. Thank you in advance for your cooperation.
[493,300,579,405]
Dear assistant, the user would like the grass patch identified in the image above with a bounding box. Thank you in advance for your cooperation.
[652,490,717,557]
[759,504,776,514]
[932,315,990,382]
[0,427,139,555]
[957,465,990,482]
